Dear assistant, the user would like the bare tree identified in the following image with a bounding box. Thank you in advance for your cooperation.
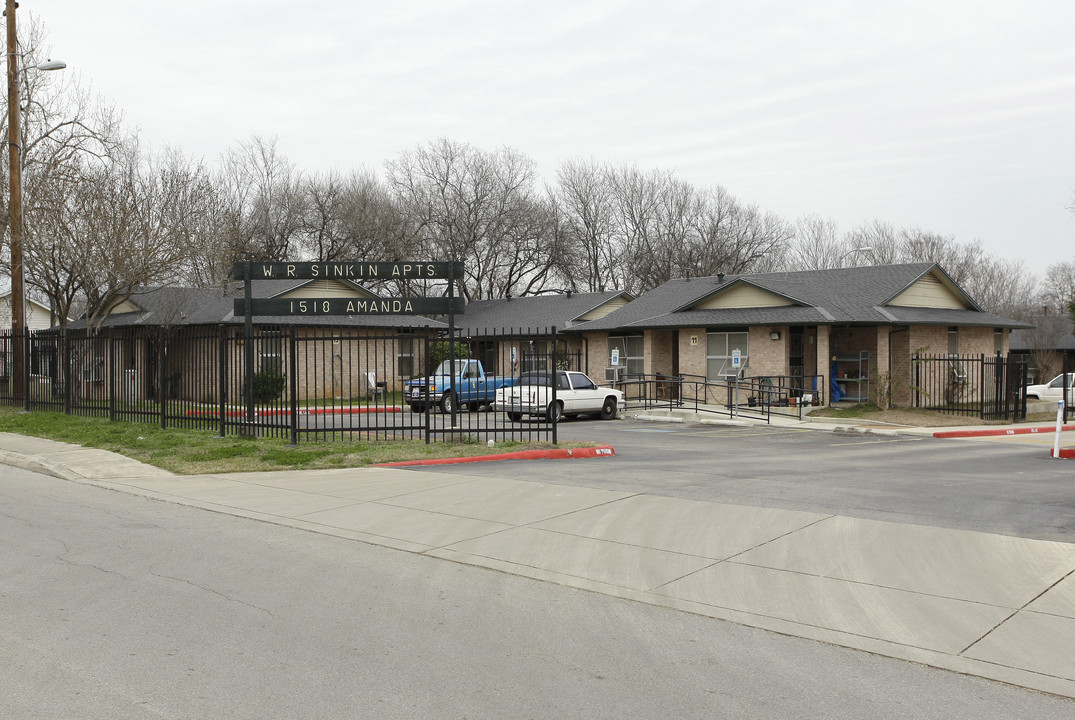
[385,138,559,301]
[31,141,211,329]
[784,214,845,270]
[1,15,123,323]
[549,158,621,292]
[217,135,305,262]
[300,169,412,267]
[1042,260,1075,314]
[606,164,669,293]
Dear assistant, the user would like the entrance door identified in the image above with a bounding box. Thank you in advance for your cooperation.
[789,327,804,391]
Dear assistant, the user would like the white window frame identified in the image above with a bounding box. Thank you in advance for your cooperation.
[607,335,644,377]
[706,330,749,380]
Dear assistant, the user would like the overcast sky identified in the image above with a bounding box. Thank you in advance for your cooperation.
[33,0,1075,277]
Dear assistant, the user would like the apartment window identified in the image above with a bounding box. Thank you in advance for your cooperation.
[607,335,644,376]
[707,330,749,380]
[398,335,414,377]
[947,327,958,356]
[994,328,1004,354]
[260,327,283,372]
[516,340,547,371]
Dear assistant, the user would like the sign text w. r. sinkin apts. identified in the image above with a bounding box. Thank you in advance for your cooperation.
[231,261,463,281]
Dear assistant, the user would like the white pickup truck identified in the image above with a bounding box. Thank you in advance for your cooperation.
[494,370,623,422]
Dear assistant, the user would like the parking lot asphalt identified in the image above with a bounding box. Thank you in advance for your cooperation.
[2,417,1074,700]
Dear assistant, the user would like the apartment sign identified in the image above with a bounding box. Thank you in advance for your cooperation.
[232,261,463,281]
[232,261,464,317]
[233,296,465,317]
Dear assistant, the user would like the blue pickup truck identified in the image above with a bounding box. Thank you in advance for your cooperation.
[404,359,516,413]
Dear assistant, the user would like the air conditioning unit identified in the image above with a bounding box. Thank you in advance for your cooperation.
[604,366,625,382]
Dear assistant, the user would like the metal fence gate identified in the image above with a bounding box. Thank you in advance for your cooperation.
[912,352,1027,420]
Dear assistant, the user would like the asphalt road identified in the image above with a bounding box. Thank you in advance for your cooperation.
[418,418,1075,542]
[4,465,1074,719]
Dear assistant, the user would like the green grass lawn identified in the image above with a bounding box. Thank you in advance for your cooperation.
[0,406,578,475]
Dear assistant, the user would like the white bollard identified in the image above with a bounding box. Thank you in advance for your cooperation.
[1054,400,1065,459]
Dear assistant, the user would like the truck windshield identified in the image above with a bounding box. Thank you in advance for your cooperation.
[433,360,470,376]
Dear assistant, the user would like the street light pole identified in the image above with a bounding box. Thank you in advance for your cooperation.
[840,246,873,266]
[5,0,64,405]
[6,0,27,404]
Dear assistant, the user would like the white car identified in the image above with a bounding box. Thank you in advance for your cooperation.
[1025,373,1074,403]
[495,371,624,422]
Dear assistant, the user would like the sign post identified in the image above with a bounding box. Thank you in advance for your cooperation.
[1055,400,1065,459]
[731,348,742,417]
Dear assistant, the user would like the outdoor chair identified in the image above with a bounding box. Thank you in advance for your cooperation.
[366,371,387,398]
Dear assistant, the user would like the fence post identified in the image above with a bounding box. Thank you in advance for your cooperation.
[218,325,227,438]
[551,328,558,446]
[63,329,71,414]
[21,330,31,411]
[160,327,168,430]
[423,331,431,445]
[289,327,298,446]
[108,328,116,422]
[979,353,985,420]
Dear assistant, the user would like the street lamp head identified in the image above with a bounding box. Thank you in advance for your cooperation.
[35,59,66,71]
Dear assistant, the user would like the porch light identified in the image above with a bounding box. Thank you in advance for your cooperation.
[769,331,781,341]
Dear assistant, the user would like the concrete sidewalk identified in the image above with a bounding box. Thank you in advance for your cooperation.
[2,431,1074,699]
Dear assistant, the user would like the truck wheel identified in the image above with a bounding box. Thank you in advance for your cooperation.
[546,400,563,423]
[600,397,618,420]
[439,391,456,414]
[507,412,522,422]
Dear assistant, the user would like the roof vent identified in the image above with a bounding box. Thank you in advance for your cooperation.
[566,289,572,298]
[717,272,725,283]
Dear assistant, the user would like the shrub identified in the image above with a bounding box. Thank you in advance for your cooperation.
[252,367,286,402]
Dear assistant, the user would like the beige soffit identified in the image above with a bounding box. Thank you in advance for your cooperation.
[887,271,970,310]
[277,279,376,300]
[578,295,631,321]
[689,283,795,310]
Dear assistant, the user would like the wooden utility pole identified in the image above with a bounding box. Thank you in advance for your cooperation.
[5,0,26,404]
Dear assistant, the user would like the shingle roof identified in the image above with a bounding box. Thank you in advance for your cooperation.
[569,263,1029,332]
[66,282,448,330]
[1010,316,1075,351]
[455,291,632,333]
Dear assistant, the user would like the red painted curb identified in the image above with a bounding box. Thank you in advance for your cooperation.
[933,424,1075,439]
[1053,449,1075,459]
[186,407,402,418]
[374,444,616,467]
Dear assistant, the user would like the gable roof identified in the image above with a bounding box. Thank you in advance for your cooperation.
[456,291,633,334]
[570,263,1028,332]
[66,280,449,330]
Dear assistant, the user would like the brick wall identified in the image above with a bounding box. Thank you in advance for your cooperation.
[646,330,677,376]
[749,326,787,377]
[678,328,707,378]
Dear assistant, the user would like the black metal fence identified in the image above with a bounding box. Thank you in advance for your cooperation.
[615,373,827,422]
[912,352,1027,420]
[0,326,571,444]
